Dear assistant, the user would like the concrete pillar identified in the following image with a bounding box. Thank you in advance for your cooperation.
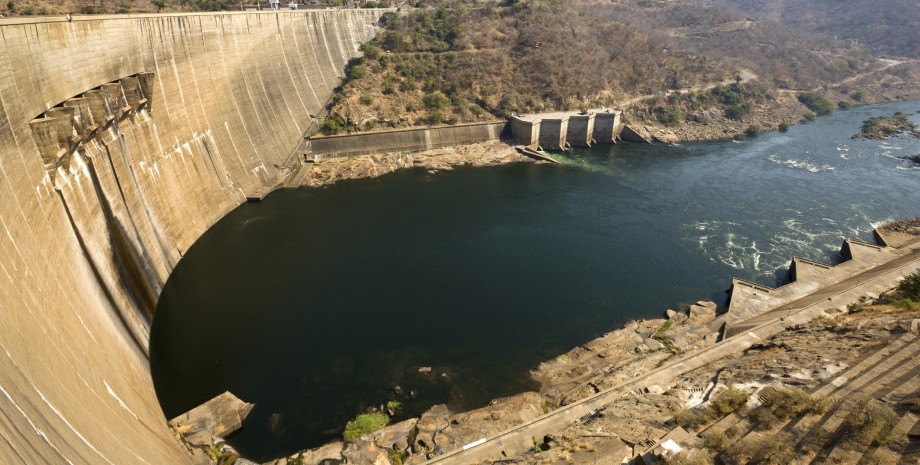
[539,116,569,151]
[566,113,595,147]
[29,117,66,169]
[102,82,129,118]
[63,97,95,135]
[137,72,156,109]
[84,89,114,127]
[120,76,143,109]
[593,111,622,144]
[510,116,541,148]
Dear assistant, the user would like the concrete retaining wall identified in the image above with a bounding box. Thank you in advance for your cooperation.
[306,122,508,158]
[0,9,384,464]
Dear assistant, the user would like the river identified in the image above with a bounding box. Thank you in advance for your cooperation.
[150,101,920,461]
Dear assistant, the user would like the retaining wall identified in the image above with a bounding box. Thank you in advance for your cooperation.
[306,121,509,158]
[0,9,384,464]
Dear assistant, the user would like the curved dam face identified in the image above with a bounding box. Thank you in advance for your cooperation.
[0,9,384,464]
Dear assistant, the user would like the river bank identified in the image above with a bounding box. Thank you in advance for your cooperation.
[293,86,920,189]
[293,139,535,188]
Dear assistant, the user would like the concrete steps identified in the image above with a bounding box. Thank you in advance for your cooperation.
[704,335,919,464]
[795,342,920,464]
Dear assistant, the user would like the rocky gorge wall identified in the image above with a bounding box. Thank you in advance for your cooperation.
[0,9,384,464]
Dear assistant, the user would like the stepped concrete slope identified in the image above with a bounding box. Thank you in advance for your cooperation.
[0,10,385,464]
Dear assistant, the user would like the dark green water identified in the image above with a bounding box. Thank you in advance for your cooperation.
[151,101,920,461]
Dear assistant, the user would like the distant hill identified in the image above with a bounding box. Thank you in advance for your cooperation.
[707,0,920,57]
[321,0,884,133]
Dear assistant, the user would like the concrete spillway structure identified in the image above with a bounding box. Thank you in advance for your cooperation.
[0,9,385,464]
[510,109,622,151]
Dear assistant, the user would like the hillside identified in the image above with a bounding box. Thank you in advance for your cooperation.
[321,0,884,134]
[707,0,920,58]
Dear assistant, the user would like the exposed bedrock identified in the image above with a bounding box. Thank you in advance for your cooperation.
[0,9,385,464]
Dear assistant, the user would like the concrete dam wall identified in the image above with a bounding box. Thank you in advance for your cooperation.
[0,9,384,464]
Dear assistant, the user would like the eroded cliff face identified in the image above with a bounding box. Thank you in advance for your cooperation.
[0,10,384,464]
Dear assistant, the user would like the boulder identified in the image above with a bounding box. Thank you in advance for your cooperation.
[911,319,920,335]
[438,392,545,450]
[644,336,665,351]
[652,129,680,144]
[263,442,344,465]
[414,404,451,453]
[688,301,718,324]
[342,438,392,465]
[168,391,253,448]
[372,418,418,452]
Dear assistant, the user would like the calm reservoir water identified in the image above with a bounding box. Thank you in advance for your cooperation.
[151,101,920,461]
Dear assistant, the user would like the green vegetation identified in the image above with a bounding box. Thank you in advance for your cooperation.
[343,412,390,442]
[703,431,730,452]
[875,271,920,310]
[651,319,680,353]
[710,387,750,416]
[744,125,761,137]
[385,400,403,416]
[797,92,836,116]
[658,108,686,126]
[841,399,901,446]
[803,111,817,121]
[753,387,829,428]
[857,112,919,139]
[729,433,796,465]
[851,89,868,102]
[674,386,749,429]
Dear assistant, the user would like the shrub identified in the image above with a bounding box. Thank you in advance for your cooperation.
[909,397,920,413]
[360,43,381,60]
[744,125,760,137]
[778,122,789,132]
[797,92,835,115]
[659,108,685,126]
[424,110,443,125]
[674,408,711,429]
[423,91,450,110]
[724,103,752,120]
[893,298,919,311]
[343,412,389,442]
[704,431,729,452]
[347,65,366,80]
[896,272,920,300]
[747,435,796,465]
[803,111,817,121]
[400,78,417,92]
[320,116,346,135]
[841,399,900,446]
[838,101,852,109]
[764,388,826,420]
[710,387,750,416]
[851,90,867,102]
